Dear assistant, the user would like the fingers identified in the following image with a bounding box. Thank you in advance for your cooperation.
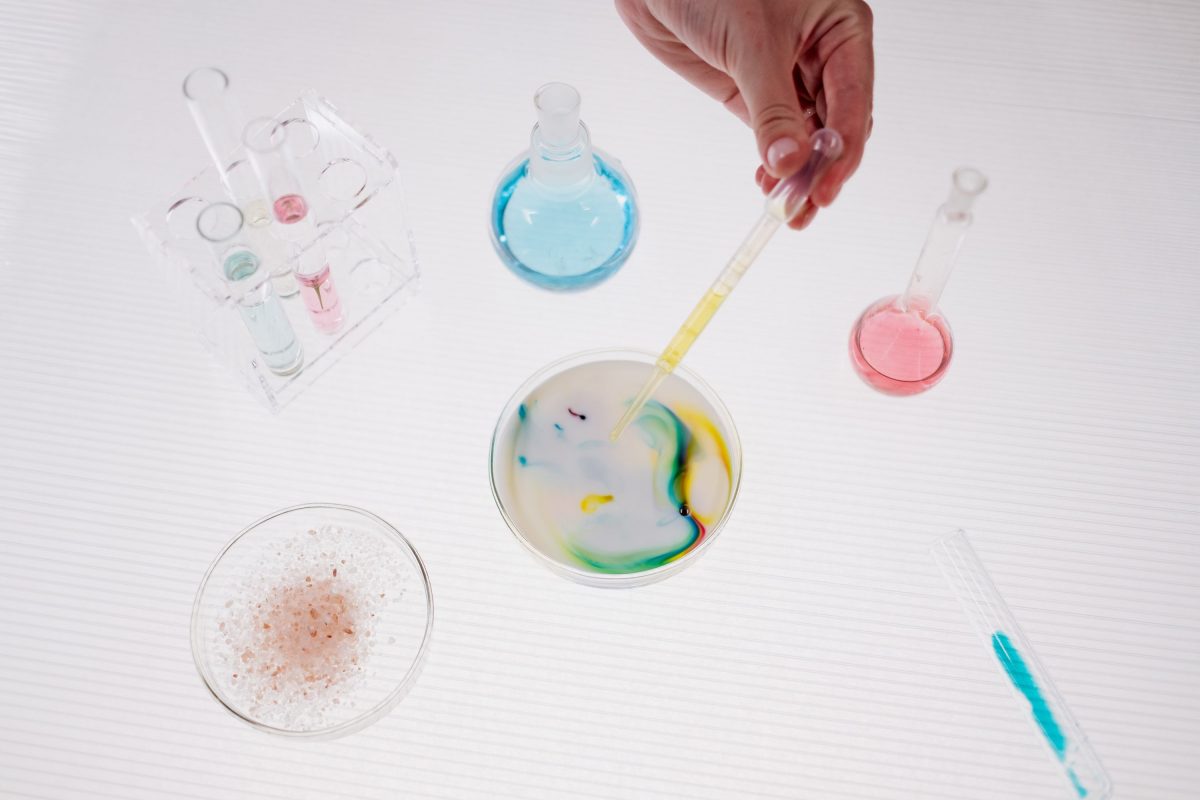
[756,167,817,229]
[616,0,751,125]
[789,201,818,230]
[619,0,874,222]
[730,41,814,180]
[809,29,874,207]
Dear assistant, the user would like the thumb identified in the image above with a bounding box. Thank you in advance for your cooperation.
[732,46,811,179]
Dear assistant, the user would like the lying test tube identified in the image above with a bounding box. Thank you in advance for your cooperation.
[931,531,1112,799]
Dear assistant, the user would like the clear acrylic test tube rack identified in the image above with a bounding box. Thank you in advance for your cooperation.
[133,92,419,413]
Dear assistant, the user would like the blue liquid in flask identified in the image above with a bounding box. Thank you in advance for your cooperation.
[489,83,639,291]
[224,250,304,376]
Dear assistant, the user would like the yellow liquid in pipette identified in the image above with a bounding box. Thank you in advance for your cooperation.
[661,288,728,370]
[610,131,843,441]
[610,213,781,440]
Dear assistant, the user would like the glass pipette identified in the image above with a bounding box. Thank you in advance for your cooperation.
[609,129,844,441]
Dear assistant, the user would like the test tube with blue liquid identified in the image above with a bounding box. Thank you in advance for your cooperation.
[182,67,297,298]
[243,116,345,335]
[197,202,304,376]
[931,530,1112,799]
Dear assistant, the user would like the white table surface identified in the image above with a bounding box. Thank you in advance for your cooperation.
[1,1,1197,798]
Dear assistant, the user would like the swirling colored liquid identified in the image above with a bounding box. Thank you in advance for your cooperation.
[494,360,736,575]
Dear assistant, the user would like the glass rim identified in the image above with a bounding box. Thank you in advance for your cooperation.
[189,503,435,739]
[488,348,743,588]
[181,66,229,102]
[195,201,244,244]
[242,116,286,154]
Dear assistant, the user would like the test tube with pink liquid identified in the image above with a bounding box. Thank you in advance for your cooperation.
[243,116,345,335]
[849,167,987,396]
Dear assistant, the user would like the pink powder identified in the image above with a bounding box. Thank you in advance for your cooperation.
[214,527,393,724]
[204,522,419,733]
[240,574,361,693]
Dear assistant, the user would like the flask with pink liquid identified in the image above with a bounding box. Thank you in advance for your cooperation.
[849,167,987,396]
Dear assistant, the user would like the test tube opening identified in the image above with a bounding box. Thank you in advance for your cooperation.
[182,67,229,102]
[196,202,245,244]
[183,67,247,188]
[944,166,988,217]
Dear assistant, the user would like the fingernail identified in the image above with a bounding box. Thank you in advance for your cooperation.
[766,137,801,172]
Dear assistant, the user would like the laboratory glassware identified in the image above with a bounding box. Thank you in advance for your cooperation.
[191,504,434,739]
[610,129,843,440]
[491,349,742,588]
[848,167,987,395]
[182,67,297,297]
[134,91,420,412]
[490,82,639,291]
[244,116,345,334]
[196,201,303,376]
[930,530,1112,799]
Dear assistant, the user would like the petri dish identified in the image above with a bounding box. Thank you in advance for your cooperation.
[190,504,433,739]
[490,349,742,588]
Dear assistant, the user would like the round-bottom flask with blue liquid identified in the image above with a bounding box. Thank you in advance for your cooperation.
[490,83,639,291]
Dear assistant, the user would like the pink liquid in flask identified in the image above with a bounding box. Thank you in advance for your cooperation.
[274,194,309,224]
[297,264,345,334]
[849,295,952,396]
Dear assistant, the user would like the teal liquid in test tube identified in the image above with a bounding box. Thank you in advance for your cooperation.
[197,202,304,376]
[224,251,304,375]
[931,531,1113,799]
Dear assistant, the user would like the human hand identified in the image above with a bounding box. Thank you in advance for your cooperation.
[616,0,874,228]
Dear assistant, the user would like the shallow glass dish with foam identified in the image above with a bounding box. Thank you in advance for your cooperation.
[190,504,433,739]
[490,349,742,588]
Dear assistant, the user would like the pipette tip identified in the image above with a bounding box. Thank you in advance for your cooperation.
[609,366,670,441]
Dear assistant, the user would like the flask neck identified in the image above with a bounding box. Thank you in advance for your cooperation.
[900,167,988,313]
[900,207,972,314]
[528,121,596,187]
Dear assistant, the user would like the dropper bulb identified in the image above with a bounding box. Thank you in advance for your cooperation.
[765,128,844,223]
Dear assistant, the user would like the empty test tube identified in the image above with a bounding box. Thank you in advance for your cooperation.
[183,67,297,297]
